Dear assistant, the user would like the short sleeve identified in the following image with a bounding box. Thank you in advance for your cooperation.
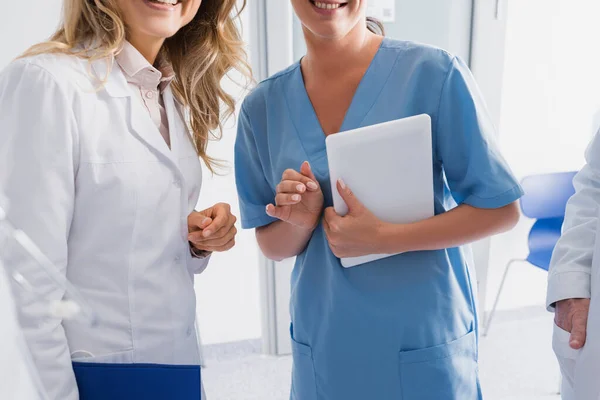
[234,104,278,229]
[436,57,523,209]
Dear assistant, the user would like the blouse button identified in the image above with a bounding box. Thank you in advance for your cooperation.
[145,91,154,99]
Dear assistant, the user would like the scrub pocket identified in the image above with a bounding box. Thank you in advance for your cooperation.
[552,322,580,399]
[290,331,318,400]
[398,330,479,400]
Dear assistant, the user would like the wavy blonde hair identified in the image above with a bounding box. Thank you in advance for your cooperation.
[21,0,251,172]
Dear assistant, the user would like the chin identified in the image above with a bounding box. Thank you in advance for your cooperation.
[157,29,181,39]
[307,25,348,40]
[144,26,182,40]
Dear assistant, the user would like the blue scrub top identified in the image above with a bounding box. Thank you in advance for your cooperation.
[235,38,523,400]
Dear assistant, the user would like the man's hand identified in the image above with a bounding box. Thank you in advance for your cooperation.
[555,298,591,349]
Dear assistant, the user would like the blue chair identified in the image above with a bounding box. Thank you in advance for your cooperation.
[483,171,577,336]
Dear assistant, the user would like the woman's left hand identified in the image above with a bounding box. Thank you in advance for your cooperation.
[323,180,387,258]
[188,203,237,252]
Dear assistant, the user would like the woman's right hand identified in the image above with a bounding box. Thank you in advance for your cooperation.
[266,161,324,230]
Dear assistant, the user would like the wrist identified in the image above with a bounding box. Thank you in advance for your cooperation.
[298,211,322,232]
[296,220,319,236]
[189,243,212,259]
[378,222,412,254]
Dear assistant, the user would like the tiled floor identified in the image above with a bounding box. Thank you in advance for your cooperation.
[202,305,562,400]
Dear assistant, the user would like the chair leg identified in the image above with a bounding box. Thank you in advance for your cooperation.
[483,260,518,337]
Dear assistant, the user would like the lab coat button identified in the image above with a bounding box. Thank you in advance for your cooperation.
[186,326,193,337]
[145,91,154,99]
[174,255,181,263]
[173,179,181,188]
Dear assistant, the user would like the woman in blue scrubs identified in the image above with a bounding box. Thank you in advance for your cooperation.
[235,1,523,399]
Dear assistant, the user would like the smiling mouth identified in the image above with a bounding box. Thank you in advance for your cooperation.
[309,1,348,10]
[148,0,182,5]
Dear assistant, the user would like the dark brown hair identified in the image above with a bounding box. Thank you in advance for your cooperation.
[366,17,385,36]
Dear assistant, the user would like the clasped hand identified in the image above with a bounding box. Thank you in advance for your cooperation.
[188,203,237,253]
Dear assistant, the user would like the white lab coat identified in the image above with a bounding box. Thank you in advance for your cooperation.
[0,261,46,400]
[548,129,600,400]
[0,53,210,400]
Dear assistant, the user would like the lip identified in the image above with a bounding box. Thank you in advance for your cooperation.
[142,0,181,12]
[309,0,348,16]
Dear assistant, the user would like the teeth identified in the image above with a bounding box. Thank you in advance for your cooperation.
[314,2,342,10]
[152,0,178,5]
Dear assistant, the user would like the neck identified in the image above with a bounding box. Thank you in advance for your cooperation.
[127,34,165,65]
[302,23,376,77]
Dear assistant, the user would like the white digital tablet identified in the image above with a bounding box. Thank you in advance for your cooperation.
[325,114,434,268]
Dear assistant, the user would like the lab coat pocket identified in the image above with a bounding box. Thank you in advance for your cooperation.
[290,336,318,400]
[553,322,580,393]
[71,349,134,364]
[398,330,478,400]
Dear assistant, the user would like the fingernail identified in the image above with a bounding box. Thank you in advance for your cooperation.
[266,205,272,215]
[296,184,305,192]
[203,230,212,237]
[292,194,301,201]
[202,218,211,225]
[338,179,346,190]
[307,181,318,190]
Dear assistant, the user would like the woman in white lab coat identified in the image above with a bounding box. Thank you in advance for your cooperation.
[548,128,600,400]
[0,0,249,399]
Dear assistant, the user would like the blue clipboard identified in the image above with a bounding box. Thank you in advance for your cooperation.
[73,362,201,400]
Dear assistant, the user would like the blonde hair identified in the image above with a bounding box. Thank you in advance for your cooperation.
[21,0,251,172]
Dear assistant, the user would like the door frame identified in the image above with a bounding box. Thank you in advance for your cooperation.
[469,0,510,319]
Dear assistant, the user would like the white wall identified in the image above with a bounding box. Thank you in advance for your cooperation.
[382,0,473,61]
[293,0,473,61]
[195,9,263,341]
[190,6,263,345]
[485,0,600,312]
[0,1,62,69]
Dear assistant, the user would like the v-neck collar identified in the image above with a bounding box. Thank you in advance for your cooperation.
[284,37,395,172]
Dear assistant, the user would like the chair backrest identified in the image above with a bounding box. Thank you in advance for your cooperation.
[520,171,577,219]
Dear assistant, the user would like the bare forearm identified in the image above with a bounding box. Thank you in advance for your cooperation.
[256,221,315,261]
[380,202,520,253]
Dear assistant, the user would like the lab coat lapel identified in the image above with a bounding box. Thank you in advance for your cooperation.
[128,93,181,171]
[91,57,182,172]
[163,87,197,192]
[162,86,186,161]
[91,56,130,98]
